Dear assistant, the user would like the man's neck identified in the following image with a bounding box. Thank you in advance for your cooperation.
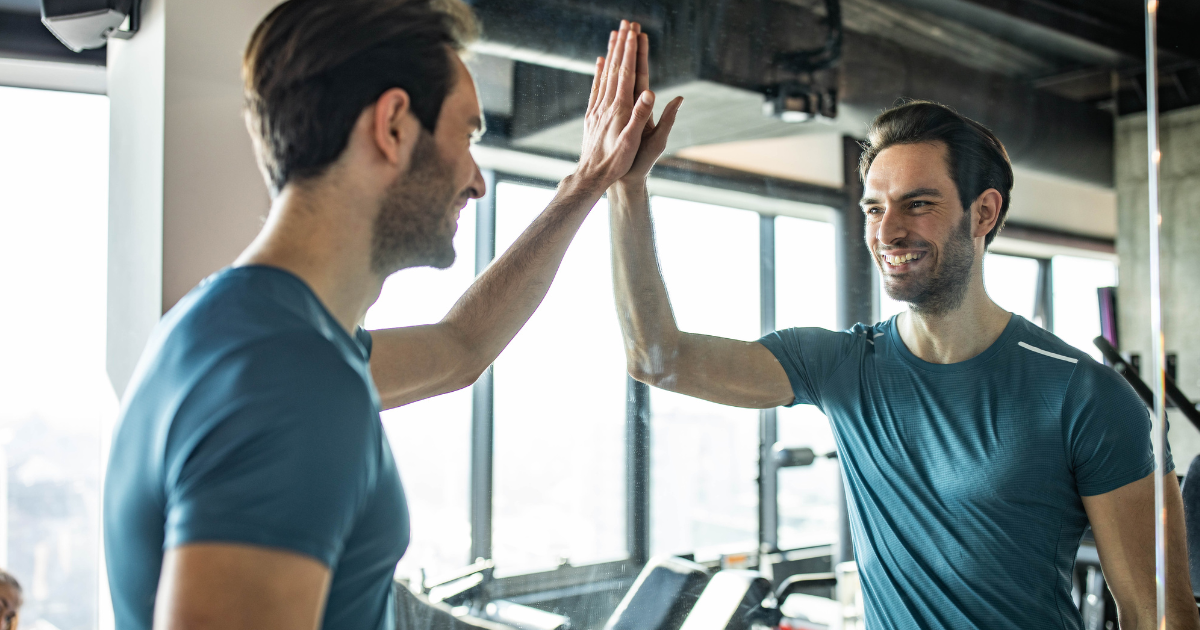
[896,279,1012,365]
[234,183,384,335]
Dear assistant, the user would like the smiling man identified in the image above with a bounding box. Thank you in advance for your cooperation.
[610,98,1200,628]
[103,2,664,629]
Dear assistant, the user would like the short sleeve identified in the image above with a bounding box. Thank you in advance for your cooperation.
[757,327,859,409]
[162,333,380,567]
[1063,361,1172,497]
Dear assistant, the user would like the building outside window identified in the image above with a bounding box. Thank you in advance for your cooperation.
[492,182,627,575]
[0,86,112,630]
[648,196,760,560]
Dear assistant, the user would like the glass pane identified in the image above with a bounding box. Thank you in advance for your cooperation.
[775,216,837,330]
[364,201,477,582]
[649,197,759,560]
[774,216,839,550]
[1052,256,1117,361]
[0,86,113,630]
[984,253,1040,321]
[492,182,626,575]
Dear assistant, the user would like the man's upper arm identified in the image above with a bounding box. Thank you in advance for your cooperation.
[155,543,329,630]
[659,333,793,409]
[369,323,477,410]
[1083,473,1199,629]
[1065,363,1167,497]
[756,327,858,410]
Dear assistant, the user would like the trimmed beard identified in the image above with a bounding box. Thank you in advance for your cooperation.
[370,131,461,276]
[882,209,975,316]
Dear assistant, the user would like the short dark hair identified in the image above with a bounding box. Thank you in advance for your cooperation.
[859,101,1014,246]
[0,569,20,608]
[243,0,478,195]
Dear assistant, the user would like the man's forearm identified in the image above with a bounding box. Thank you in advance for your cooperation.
[608,179,682,384]
[439,173,604,374]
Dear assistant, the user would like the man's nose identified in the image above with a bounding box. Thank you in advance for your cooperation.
[876,206,907,244]
[467,160,487,200]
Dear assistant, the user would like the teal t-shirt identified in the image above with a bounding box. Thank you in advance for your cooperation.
[104,266,409,630]
[759,315,1166,630]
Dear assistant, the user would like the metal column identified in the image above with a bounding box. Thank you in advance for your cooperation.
[833,136,873,565]
[1143,2,1168,625]
[627,377,651,564]
[470,170,497,563]
[758,214,779,553]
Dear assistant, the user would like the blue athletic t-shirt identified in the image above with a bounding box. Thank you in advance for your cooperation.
[104,266,409,630]
[758,314,1168,630]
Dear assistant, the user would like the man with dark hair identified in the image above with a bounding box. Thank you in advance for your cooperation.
[611,96,1200,628]
[103,2,678,629]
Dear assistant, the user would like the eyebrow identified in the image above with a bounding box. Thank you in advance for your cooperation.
[469,115,485,141]
[860,187,944,208]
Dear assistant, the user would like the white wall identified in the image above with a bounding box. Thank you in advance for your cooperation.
[1116,105,1200,469]
[107,0,281,396]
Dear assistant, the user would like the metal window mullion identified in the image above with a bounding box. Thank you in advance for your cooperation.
[1034,258,1054,331]
[834,136,872,565]
[470,169,497,563]
[759,214,779,554]
[627,377,650,564]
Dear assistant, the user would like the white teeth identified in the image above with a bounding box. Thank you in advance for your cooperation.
[884,253,922,265]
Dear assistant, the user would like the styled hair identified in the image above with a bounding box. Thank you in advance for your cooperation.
[859,100,1014,246]
[243,0,479,195]
[0,569,20,608]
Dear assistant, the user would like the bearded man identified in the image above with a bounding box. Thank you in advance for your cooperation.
[610,96,1200,628]
[102,2,671,629]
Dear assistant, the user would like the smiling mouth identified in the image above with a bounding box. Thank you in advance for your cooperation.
[881,251,926,269]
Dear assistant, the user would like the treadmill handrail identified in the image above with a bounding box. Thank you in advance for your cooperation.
[1093,336,1200,431]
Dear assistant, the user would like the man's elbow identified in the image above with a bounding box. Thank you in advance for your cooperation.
[625,346,678,390]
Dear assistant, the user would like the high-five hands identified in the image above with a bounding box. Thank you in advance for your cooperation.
[575,21,683,189]
[621,23,683,184]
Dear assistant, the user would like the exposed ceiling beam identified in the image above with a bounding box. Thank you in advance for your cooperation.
[948,0,1199,63]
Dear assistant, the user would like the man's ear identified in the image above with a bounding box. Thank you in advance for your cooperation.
[972,188,1004,240]
[371,87,420,170]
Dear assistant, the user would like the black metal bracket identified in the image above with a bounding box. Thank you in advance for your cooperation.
[109,0,140,40]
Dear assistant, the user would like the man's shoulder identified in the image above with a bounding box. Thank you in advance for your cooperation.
[122,269,373,437]
[1004,317,1137,404]
[1006,317,1100,372]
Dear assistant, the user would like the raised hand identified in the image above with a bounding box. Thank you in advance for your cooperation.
[574,21,657,190]
[620,24,683,184]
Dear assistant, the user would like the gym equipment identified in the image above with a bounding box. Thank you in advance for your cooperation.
[604,556,711,630]
[1093,336,1200,431]
[677,570,775,630]
[484,600,571,630]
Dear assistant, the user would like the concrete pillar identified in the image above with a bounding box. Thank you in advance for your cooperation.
[106,0,279,395]
[1116,105,1200,467]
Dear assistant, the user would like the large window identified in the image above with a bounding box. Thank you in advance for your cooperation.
[774,216,840,550]
[984,253,1040,321]
[364,202,477,583]
[1052,255,1117,361]
[491,182,627,575]
[0,86,112,630]
[648,197,760,560]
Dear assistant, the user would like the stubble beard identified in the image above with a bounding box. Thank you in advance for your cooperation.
[881,210,976,317]
[370,131,461,276]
